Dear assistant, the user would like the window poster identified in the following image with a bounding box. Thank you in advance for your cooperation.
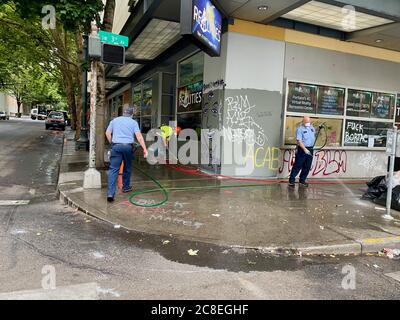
[396,94,400,123]
[346,89,372,117]
[344,120,390,147]
[287,82,317,114]
[371,92,395,120]
[317,86,345,115]
[177,81,203,113]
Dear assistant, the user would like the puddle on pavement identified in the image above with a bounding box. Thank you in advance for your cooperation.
[105,225,356,273]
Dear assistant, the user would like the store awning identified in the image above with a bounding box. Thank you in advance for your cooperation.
[105,0,183,93]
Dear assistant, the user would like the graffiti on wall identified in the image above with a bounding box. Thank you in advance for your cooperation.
[279,149,348,177]
[244,146,281,170]
[224,95,268,147]
[201,79,226,171]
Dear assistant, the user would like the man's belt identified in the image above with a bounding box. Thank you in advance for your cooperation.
[112,143,133,146]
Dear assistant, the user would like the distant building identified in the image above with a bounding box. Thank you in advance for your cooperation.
[0,92,19,116]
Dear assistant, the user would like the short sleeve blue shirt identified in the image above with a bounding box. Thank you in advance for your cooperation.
[296,124,316,147]
[107,116,140,144]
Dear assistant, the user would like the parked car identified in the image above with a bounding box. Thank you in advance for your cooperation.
[0,111,9,120]
[31,108,47,120]
[57,110,71,126]
[45,111,66,131]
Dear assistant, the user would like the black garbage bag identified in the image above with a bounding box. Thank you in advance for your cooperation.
[373,185,400,211]
[362,175,386,200]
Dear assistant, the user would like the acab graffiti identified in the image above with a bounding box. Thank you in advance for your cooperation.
[279,149,347,177]
[244,146,281,170]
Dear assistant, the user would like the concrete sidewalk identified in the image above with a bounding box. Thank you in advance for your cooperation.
[58,130,400,255]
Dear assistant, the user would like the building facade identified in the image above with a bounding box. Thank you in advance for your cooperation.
[106,0,400,179]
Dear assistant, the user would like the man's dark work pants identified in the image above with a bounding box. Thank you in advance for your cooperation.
[108,144,133,197]
[289,147,314,184]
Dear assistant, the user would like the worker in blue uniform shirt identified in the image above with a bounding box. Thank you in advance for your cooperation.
[289,116,316,188]
[105,106,148,202]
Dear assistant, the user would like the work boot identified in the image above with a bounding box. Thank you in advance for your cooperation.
[122,186,133,193]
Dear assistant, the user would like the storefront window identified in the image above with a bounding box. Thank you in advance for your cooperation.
[317,86,345,116]
[371,92,395,120]
[178,52,204,88]
[132,84,142,126]
[142,78,153,117]
[285,81,395,148]
[177,52,204,133]
[346,89,395,119]
[177,81,203,113]
[344,120,392,147]
[346,89,372,118]
[395,95,400,124]
[177,113,202,136]
[285,116,343,148]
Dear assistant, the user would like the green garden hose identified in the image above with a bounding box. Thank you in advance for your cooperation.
[128,164,269,208]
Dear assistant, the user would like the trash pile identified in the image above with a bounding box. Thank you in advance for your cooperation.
[382,248,400,260]
[362,175,400,211]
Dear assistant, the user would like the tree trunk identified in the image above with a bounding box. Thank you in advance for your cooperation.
[95,0,116,169]
[49,26,80,136]
[17,100,21,115]
[74,31,84,140]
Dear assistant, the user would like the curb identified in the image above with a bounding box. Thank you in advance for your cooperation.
[57,134,400,257]
[359,236,400,254]
[58,187,399,256]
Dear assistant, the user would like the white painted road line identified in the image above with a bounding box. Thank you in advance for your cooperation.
[385,272,400,282]
[0,200,30,206]
[0,282,99,300]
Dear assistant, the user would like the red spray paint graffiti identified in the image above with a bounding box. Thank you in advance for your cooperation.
[279,149,347,177]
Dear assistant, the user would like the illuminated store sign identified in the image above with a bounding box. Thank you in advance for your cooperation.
[181,0,223,57]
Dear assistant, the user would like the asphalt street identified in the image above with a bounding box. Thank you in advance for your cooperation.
[0,118,399,300]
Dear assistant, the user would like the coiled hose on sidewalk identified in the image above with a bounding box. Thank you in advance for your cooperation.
[128,164,269,208]
[128,163,367,208]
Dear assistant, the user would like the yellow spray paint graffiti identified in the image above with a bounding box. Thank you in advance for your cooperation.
[245,146,281,170]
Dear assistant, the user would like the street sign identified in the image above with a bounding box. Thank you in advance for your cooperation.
[101,43,125,66]
[98,30,129,47]
[386,129,395,155]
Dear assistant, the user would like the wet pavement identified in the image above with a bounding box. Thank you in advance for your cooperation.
[59,131,400,255]
[1,119,400,299]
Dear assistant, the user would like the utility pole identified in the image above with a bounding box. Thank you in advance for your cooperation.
[384,126,397,220]
[83,23,102,189]
[76,34,89,151]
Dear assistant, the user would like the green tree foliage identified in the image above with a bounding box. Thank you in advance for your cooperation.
[0,2,64,113]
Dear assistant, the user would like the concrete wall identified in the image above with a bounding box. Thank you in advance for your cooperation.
[277,149,387,179]
[218,32,286,177]
[200,32,400,179]
[281,43,400,179]
[284,43,400,92]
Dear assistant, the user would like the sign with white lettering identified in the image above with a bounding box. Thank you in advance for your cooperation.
[181,0,222,57]
[317,86,345,115]
[177,81,203,113]
[344,120,391,147]
[287,82,318,114]
[346,89,372,117]
[371,92,395,119]
[344,120,369,147]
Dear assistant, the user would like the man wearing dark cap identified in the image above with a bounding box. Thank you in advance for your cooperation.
[105,105,148,202]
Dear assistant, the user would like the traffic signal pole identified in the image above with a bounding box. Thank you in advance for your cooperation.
[83,24,102,189]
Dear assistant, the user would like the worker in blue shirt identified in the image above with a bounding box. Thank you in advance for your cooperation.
[289,116,316,188]
[105,106,148,202]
